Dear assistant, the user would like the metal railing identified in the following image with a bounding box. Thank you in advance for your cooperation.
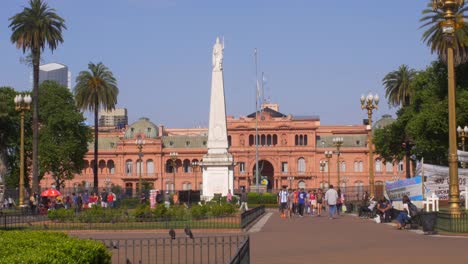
[240,206,265,228]
[98,234,249,264]
[437,210,468,233]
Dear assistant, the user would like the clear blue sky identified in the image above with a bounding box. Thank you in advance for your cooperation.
[1,0,436,128]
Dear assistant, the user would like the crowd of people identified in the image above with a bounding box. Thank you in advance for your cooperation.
[25,188,118,214]
[277,185,346,219]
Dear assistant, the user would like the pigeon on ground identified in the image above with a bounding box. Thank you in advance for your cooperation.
[169,228,176,240]
[184,227,194,239]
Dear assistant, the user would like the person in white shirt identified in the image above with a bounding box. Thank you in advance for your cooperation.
[324,185,339,219]
[277,186,289,218]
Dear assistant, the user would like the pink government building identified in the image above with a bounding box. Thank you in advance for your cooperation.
[41,103,409,195]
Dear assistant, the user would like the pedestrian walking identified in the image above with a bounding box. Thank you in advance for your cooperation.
[309,190,317,216]
[316,189,323,216]
[324,185,338,219]
[239,188,248,211]
[297,188,307,217]
[277,186,289,218]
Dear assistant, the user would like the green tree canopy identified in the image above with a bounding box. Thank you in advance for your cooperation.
[382,65,416,108]
[9,0,67,193]
[38,81,91,190]
[74,62,119,190]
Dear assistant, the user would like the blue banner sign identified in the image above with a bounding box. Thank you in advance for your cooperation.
[385,176,423,201]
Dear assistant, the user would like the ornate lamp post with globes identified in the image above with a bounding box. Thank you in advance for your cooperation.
[325,151,333,188]
[360,93,379,197]
[169,152,178,193]
[457,125,468,168]
[191,160,199,190]
[333,137,344,187]
[433,0,463,213]
[320,160,326,188]
[135,135,145,196]
[14,94,32,207]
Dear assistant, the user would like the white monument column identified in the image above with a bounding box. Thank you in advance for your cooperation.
[201,37,234,200]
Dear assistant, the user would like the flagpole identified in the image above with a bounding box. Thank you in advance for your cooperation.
[255,49,259,193]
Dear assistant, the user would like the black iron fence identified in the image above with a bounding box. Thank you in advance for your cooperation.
[98,234,249,264]
[240,206,265,228]
[437,210,468,233]
[0,206,268,231]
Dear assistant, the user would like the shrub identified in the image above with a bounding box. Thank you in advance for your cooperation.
[133,204,152,220]
[190,204,208,219]
[247,192,260,204]
[247,192,277,204]
[78,207,123,223]
[153,204,168,219]
[47,208,75,222]
[166,205,188,220]
[0,231,111,264]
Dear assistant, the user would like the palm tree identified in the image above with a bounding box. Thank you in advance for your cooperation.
[74,62,119,191]
[9,0,66,193]
[382,65,416,108]
[420,2,468,65]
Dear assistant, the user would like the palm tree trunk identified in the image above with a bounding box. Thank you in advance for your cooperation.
[93,101,99,193]
[32,48,40,193]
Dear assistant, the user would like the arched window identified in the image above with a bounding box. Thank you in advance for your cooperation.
[295,135,299,146]
[147,160,154,175]
[359,161,364,172]
[299,135,303,146]
[249,135,254,146]
[297,158,306,173]
[385,161,393,173]
[267,134,272,146]
[125,160,133,176]
[165,160,174,173]
[273,135,278,145]
[228,135,232,147]
[398,161,404,172]
[107,160,115,174]
[182,182,192,190]
[261,134,266,146]
[83,160,90,173]
[354,180,364,199]
[183,159,191,173]
[166,182,174,192]
[99,160,106,173]
[136,159,143,175]
[304,135,308,146]
[340,161,346,172]
[354,161,359,173]
[375,159,382,172]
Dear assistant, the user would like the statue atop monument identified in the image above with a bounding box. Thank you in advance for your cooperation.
[212,37,224,71]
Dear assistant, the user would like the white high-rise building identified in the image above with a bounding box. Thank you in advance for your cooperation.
[99,108,128,128]
[38,63,71,89]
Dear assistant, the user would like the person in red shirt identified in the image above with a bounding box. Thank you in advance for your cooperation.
[107,192,115,208]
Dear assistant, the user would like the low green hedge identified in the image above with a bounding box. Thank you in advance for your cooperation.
[133,202,237,221]
[247,192,277,204]
[0,231,111,264]
[48,207,128,223]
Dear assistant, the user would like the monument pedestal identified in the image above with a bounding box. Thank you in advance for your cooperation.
[202,153,233,200]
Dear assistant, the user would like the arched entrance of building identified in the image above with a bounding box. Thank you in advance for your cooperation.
[253,160,274,190]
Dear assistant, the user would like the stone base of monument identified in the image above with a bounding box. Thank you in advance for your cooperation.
[201,153,233,201]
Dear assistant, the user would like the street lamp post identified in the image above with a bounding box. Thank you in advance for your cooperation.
[191,160,199,190]
[14,94,32,207]
[325,151,333,188]
[333,137,344,187]
[170,152,178,193]
[320,160,326,188]
[136,135,144,196]
[433,0,463,213]
[360,93,379,197]
[287,176,295,189]
[457,125,468,168]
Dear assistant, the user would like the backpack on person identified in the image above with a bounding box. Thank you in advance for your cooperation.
[408,202,420,217]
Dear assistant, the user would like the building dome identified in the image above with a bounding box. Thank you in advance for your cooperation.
[373,114,395,129]
[124,117,159,139]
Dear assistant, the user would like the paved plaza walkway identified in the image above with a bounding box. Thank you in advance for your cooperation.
[250,211,468,264]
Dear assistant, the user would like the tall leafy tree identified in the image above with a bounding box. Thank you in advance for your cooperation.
[420,2,468,65]
[74,62,119,191]
[38,81,91,190]
[9,0,66,193]
[382,65,416,108]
